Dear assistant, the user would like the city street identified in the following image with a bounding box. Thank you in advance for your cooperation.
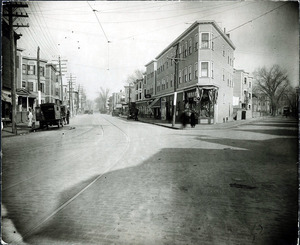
[1,114,298,245]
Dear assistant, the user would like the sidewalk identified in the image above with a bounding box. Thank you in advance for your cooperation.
[125,115,270,130]
[1,122,40,138]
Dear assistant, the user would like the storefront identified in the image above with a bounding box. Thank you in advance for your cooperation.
[177,86,218,124]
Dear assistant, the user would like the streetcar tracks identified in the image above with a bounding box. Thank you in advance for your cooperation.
[10,115,131,243]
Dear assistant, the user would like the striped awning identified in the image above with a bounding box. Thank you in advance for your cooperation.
[148,97,160,108]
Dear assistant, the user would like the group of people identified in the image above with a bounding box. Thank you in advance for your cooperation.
[180,109,197,128]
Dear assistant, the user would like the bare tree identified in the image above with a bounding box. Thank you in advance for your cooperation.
[125,69,144,85]
[253,65,290,116]
[95,87,110,113]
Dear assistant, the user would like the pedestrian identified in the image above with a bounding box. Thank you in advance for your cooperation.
[66,109,70,125]
[28,108,33,128]
[190,110,196,128]
[134,108,139,121]
[180,111,187,129]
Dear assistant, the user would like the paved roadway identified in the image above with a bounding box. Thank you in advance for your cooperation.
[1,114,298,245]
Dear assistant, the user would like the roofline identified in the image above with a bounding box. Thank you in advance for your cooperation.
[145,60,157,67]
[22,56,48,63]
[155,20,236,59]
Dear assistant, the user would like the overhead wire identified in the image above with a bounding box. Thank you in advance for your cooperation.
[114,1,252,42]
[29,3,60,57]
[87,1,110,70]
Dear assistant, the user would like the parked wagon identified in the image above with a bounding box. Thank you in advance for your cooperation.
[35,103,64,129]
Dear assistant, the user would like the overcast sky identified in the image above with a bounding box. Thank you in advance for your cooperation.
[16,1,299,100]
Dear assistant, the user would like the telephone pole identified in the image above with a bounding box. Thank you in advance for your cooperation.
[4,2,29,134]
[52,57,67,104]
[37,46,41,105]
[66,74,76,117]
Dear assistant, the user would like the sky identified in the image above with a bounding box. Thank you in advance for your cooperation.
[14,1,299,100]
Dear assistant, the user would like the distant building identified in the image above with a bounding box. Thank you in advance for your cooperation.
[232,69,253,120]
[252,93,270,117]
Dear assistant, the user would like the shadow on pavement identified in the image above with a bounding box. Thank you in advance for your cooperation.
[24,134,297,244]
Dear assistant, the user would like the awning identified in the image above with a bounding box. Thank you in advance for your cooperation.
[16,88,37,98]
[148,97,160,108]
[1,90,11,103]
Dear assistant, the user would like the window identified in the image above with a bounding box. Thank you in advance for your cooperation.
[179,45,182,58]
[22,81,26,88]
[179,70,182,84]
[222,69,225,81]
[41,83,45,93]
[27,65,35,75]
[184,42,188,57]
[194,63,198,78]
[249,81,252,88]
[166,77,169,89]
[162,80,165,90]
[201,62,208,77]
[211,62,214,78]
[201,33,209,48]
[188,38,192,54]
[222,45,225,57]
[22,64,27,74]
[188,66,192,81]
[194,34,198,51]
[184,67,187,82]
[244,77,247,84]
[211,33,214,51]
[28,82,33,91]
[40,66,45,77]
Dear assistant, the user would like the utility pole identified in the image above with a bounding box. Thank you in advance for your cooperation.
[52,57,67,105]
[4,2,29,134]
[66,74,76,117]
[37,46,41,105]
[170,43,181,127]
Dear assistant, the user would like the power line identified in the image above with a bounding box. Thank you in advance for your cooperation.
[227,2,289,34]
[87,1,109,43]
[114,1,252,42]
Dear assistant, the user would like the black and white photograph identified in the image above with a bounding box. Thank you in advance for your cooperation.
[1,1,299,244]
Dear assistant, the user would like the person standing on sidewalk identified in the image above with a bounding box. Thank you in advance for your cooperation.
[66,109,70,125]
[190,110,196,128]
[28,108,33,128]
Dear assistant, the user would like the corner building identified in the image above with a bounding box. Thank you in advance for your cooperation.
[146,21,235,124]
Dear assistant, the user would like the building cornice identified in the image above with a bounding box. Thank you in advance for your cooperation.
[156,20,236,59]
